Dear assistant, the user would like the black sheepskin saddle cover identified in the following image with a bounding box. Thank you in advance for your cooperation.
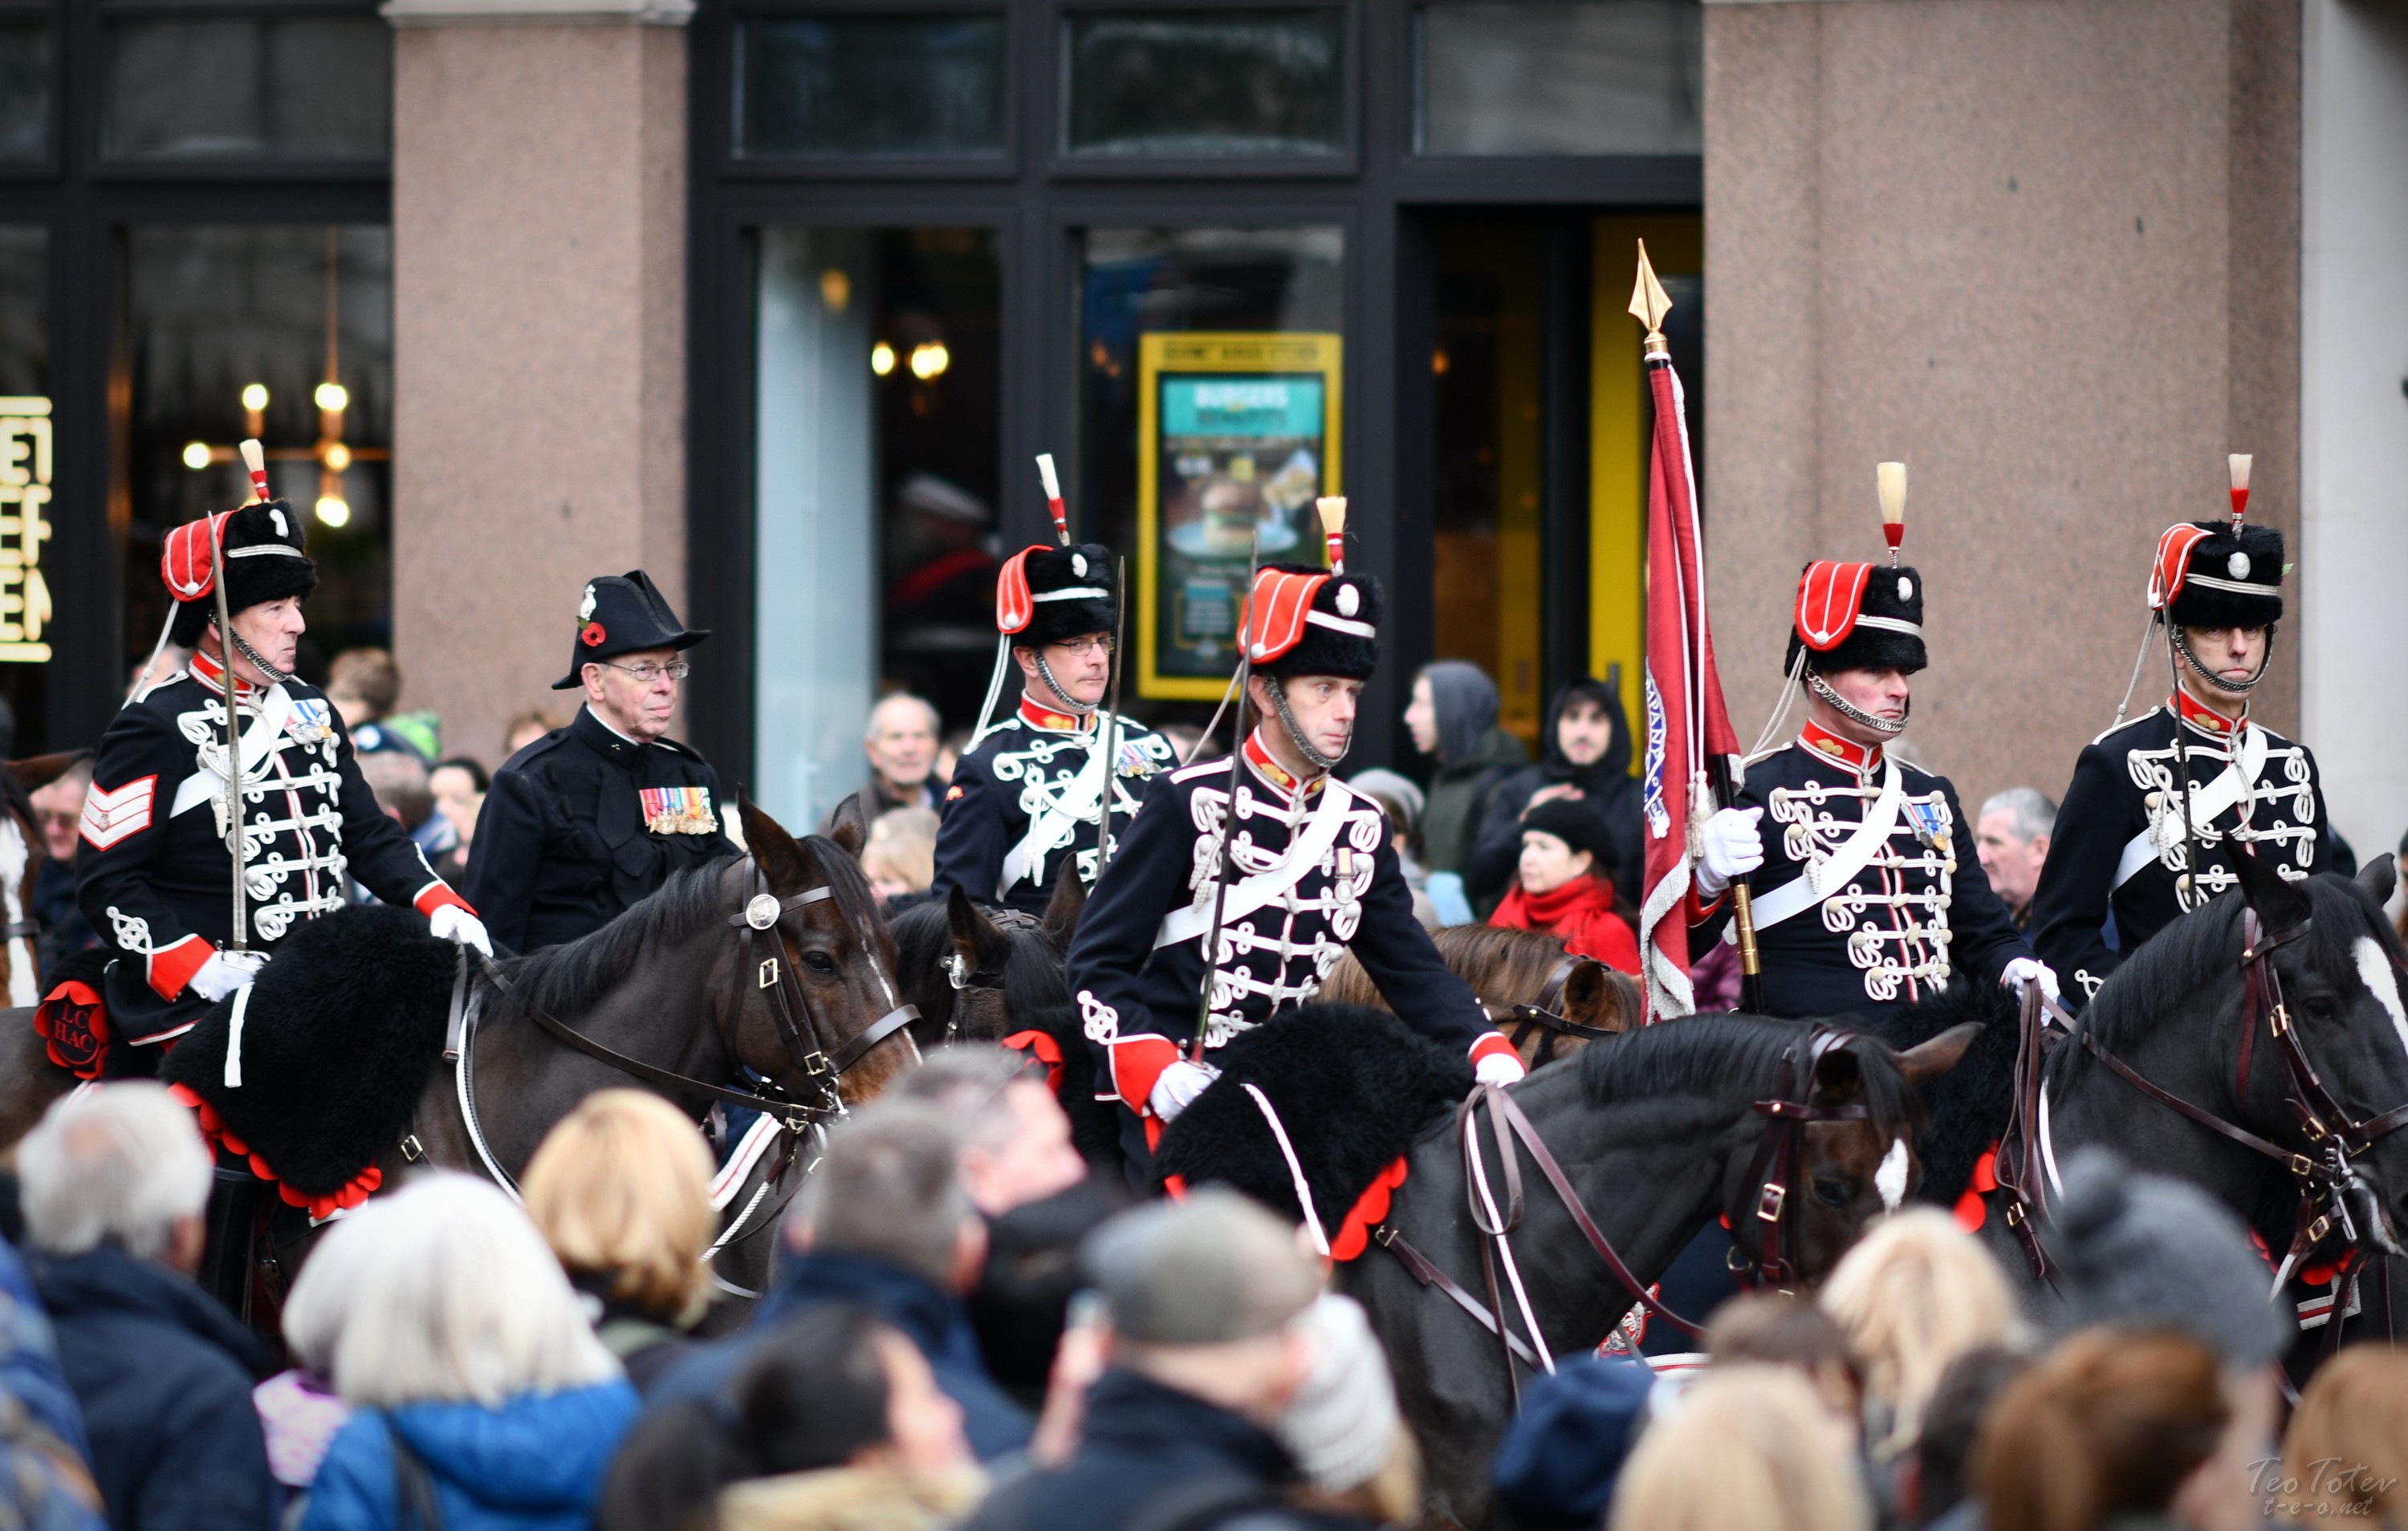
[1153,1004,1471,1246]
[1850,977,2019,1208]
[161,904,458,1198]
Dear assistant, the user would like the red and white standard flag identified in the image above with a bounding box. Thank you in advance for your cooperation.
[1631,253,1741,1021]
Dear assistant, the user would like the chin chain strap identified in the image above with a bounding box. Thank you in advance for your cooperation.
[1033,652,1098,717]
[214,621,295,688]
[1266,676,1346,772]
[1807,671,1908,736]
[2172,625,2271,696]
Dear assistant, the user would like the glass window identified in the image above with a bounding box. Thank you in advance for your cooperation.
[0,21,51,162]
[121,227,393,672]
[1419,2,1701,156]
[1065,10,1344,158]
[755,228,1000,829]
[737,15,1007,158]
[104,18,391,163]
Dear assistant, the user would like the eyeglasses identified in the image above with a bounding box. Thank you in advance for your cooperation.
[1047,636,1116,659]
[601,660,691,684]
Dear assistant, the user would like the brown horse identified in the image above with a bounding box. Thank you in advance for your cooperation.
[1320,925,1640,1069]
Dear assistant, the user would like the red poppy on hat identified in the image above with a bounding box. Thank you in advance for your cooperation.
[581,622,606,648]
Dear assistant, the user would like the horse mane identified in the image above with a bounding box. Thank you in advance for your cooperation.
[1578,1012,1922,1140]
[1431,925,1574,993]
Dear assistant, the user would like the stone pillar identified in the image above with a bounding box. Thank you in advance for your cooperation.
[1702,0,2300,816]
[384,0,690,767]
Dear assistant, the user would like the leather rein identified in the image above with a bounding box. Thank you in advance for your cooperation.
[1503,956,1617,1068]
[1995,906,2408,1293]
[1373,1025,1869,1401]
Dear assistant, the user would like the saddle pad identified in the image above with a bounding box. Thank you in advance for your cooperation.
[161,904,458,1200]
[1153,1005,1470,1253]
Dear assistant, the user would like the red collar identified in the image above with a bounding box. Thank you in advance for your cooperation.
[2171,688,2244,737]
[187,647,262,703]
[1018,694,1091,733]
[1243,731,1325,799]
[1800,719,1882,774]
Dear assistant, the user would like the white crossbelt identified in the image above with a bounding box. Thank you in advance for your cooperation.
[1155,779,1357,949]
[169,684,297,819]
[998,736,1109,897]
[2111,724,2268,891]
[1747,759,1906,931]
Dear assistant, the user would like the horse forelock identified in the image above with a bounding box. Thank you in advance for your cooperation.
[1432,925,1574,999]
[1577,1013,1920,1141]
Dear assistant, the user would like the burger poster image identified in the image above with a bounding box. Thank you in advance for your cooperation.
[1136,331,1342,699]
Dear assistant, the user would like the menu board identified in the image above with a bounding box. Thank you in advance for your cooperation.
[1136,333,1341,700]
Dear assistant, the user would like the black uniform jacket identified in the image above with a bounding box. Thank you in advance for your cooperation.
[1692,722,2032,1024]
[76,652,464,1046]
[933,695,1178,918]
[1064,733,1511,1126]
[2029,694,2328,1008]
[464,705,738,953]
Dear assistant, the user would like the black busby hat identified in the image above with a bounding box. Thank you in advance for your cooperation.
[161,501,317,648]
[999,542,1117,648]
[2153,522,2284,630]
[551,571,709,690]
[1244,563,1383,681]
[1784,561,1927,677]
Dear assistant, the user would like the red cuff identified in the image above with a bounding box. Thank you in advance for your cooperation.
[1110,1037,1182,1115]
[1468,1032,1520,1069]
[1683,887,1727,924]
[413,883,474,919]
[149,936,211,1001]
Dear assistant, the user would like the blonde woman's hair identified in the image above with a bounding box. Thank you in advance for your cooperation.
[1610,1364,1871,1531]
[862,806,939,894]
[1819,1207,2023,1456]
[523,1088,717,1324]
[332,1173,620,1408]
[2280,1343,2408,1523]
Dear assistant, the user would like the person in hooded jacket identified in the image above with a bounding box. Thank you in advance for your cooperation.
[1401,662,1527,880]
[1487,797,1640,974]
[1465,676,1643,915]
[296,1175,638,1531]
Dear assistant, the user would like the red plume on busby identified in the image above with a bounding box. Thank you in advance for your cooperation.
[160,501,315,648]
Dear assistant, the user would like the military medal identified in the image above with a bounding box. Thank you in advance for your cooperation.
[287,696,336,744]
[641,785,718,835]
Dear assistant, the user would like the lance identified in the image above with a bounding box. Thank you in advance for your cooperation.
[212,440,272,952]
[1096,554,1129,873]
[1192,532,1262,1061]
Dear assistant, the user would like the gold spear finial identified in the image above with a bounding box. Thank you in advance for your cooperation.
[1629,239,1674,355]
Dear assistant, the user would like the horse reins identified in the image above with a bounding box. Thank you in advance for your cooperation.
[1738,1026,1874,1290]
[1504,956,1617,1068]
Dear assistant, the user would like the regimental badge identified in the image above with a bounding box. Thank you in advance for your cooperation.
[287,697,336,744]
[640,785,718,835]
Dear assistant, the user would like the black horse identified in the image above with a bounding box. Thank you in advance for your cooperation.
[1340,1014,1975,1529]
[1975,854,2408,1345]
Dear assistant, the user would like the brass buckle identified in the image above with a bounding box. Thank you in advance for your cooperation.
[758,956,781,989]
[2003,1200,2026,1227]
[2269,1004,2291,1037]
[1756,1183,1788,1222]
[2289,1153,2316,1179]
[1373,1224,1397,1249]
[803,1050,832,1078]
[2307,1213,2333,1245]
[400,1133,425,1163]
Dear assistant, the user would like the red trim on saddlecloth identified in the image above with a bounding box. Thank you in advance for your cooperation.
[166,1082,382,1222]
[1331,1157,1409,1262]
[1954,1146,1999,1233]
[999,1028,1065,1095]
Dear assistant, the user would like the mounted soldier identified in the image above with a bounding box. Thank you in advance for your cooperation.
[1064,506,1525,1181]
[931,529,1176,919]
[2028,455,2329,1007]
[1687,465,2051,1022]
[464,571,737,953]
[46,471,486,1082]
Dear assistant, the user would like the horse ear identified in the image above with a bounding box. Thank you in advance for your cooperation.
[1809,1044,1863,1107]
[947,885,1011,974]
[10,752,84,794]
[1557,960,1622,1034]
[2358,853,2398,911]
[1895,1021,1982,1086]
[2226,843,2312,931]
[822,790,872,861]
[1042,855,1087,944]
[740,794,814,895]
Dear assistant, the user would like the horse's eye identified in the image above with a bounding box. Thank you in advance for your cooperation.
[1812,1176,1849,1208]
[802,948,840,976]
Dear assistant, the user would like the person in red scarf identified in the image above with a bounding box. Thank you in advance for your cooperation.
[1489,797,1640,973]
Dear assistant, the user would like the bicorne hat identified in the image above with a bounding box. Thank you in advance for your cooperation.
[2150,522,2284,630]
[160,502,316,648]
[551,571,709,690]
[1784,561,1926,677]
[1241,563,1382,681]
[996,542,1117,648]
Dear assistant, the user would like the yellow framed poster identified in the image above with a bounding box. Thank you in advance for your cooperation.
[1136,331,1342,701]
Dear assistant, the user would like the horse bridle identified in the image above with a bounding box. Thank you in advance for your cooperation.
[1999,906,2408,1299]
[1503,956,1617,1068]
[1373,1025,1869,1395]
[939,907,1041,1039]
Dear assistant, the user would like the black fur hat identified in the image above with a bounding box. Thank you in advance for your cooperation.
[165,501,316,647]
[2162,522,2284,629]
[1784,562,1927,677]
[1008,543,1118,649]
[1250,564,1383,681]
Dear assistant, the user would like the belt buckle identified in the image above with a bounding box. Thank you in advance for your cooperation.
[1756,1182,1788,1222]
[803,1050,832,1078]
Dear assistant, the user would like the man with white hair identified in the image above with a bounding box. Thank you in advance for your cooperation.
[1975,786,2056,931]
[18,1082,275,1529]
[864,694,943,814]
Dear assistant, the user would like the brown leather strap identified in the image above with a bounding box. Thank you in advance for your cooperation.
[2080,1028,2308,1172]
[520,999,837,1129]
[1372,1226,1544,1369]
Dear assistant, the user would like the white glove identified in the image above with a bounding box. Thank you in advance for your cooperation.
[189,948,267,1003]
[2000,956,2060,1006]
[1694,806,1767,898]
[428,903,493,958]
[1474,1050,1527,1088]
[1148,1060,1222,1123]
